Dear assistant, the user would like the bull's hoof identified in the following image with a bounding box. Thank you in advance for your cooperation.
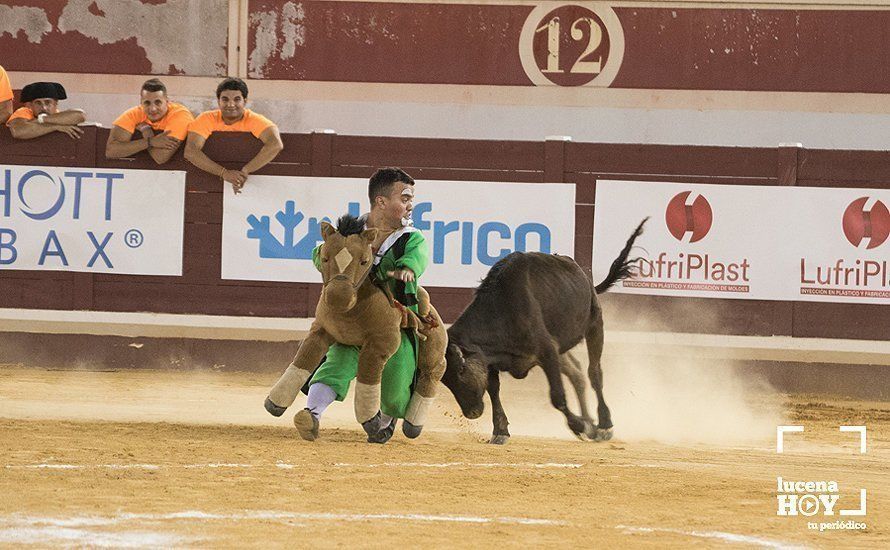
[402,420,423,439]
[293,408,319,441]
[489,434,510,445]
[264,397,287,417]
[361,411,384,436]
[594,427,614,442]
[368,419,396,444]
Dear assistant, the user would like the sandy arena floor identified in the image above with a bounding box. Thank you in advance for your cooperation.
[0,364,887,549]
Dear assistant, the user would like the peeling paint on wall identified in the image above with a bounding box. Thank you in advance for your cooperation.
[0,5,53,43]
[56,0,228,75]
[248,1,306,78]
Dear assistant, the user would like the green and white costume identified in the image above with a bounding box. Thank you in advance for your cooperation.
[309,225,430,418]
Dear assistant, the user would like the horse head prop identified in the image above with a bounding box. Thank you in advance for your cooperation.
[318,215,379,312]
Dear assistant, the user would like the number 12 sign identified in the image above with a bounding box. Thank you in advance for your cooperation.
[519,2,625,87]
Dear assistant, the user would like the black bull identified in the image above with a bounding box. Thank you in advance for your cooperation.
[441,219,646,444]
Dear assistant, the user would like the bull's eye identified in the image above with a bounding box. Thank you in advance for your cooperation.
[360,259,369,266]
[321,257,329,262]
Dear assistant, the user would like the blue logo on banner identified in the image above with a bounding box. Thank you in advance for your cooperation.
[247,200,552,266]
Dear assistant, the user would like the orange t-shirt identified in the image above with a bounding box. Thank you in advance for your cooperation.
[112,102,194,141]
[188,109,275,140]
[0,66,12,103]
[5,106,35,126]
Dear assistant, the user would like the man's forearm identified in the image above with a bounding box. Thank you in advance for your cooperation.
[148,146,177,165]
[185,146,225,177]
[106,137,149,159]
[242,143,282,174]
[9,121,57,140]
[44,110,85,126]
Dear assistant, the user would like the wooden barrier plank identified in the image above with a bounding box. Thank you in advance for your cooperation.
[0,278,73,309]
[93,281,310,317]
[332,165,543,183]
[793,302,890,340]
[333,135,545,171]
[566,143,777,181]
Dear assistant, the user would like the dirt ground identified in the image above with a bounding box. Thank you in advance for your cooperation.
[0,364,888,549]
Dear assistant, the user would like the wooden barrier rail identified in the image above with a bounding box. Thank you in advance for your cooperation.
[1,129,888,341]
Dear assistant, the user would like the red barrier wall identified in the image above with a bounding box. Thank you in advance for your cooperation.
[1,129,888,340]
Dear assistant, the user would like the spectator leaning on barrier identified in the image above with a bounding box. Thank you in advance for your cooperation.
[105,78,194,165]
[184,77,283,194]
[0,65,13,125]
[6,82,85,140]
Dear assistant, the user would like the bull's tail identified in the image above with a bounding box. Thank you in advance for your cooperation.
[593,217,647,294]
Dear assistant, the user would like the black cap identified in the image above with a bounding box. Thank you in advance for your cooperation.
[20,82,67,103]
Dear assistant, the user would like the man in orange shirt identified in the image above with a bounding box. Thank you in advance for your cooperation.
[106,78,194,165]
[0,65,13,125]
[185,77,283,194]
[6,81,85,140]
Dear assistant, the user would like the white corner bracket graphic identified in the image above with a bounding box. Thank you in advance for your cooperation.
[839,425,867,454]
[840,489,868,516]
[776,425,804,453]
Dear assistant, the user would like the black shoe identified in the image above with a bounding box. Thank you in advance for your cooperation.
[367,418,397,444]
[293,408,319,441]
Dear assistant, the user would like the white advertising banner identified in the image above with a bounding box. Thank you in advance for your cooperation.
[593,180,890,304]
[793,188,890,304]
[222,176,575,287]
[0,165,185,275]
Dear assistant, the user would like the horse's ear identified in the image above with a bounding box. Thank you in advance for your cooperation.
[320,221,336,240]
[362,228,379,243]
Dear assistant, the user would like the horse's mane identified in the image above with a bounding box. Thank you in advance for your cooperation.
[336,213,365,237]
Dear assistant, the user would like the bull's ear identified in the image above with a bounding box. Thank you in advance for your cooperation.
[320,221,336,240]
[361,228,379,243]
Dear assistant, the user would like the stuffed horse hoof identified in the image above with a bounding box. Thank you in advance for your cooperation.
[402,420,423,439]
[361,411,385,436]
[368,419,397,444]
[264,397,287,417]
[489,434,510,445]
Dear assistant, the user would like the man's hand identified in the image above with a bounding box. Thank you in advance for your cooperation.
[55,125,84,140]
[222,169,248,194]
[387,269,415,282]
[136,124,154,139]
[149,131,180,151]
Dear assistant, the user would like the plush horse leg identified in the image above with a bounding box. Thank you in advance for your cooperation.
[265,326,334,417]
[539,344,590,438]
[560,352,596,436]
[487,368,510,445]
[355,334,401,434]
[403,306,447,439]
[585,318,613,441]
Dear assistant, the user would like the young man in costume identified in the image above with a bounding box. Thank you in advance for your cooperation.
[295,167,429,444]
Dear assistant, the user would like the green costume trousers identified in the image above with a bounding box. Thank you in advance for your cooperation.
[309,331,416,418]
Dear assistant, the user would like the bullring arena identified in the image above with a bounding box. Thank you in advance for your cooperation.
[2,0,890,548]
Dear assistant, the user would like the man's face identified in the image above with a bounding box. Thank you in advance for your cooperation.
[29,98,58,117]
[218,90,246,122]
[140,90,169,122]
[378,181,414,226]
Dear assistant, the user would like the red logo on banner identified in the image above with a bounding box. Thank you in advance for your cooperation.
[842,197,890,249]
[665,191,712,243]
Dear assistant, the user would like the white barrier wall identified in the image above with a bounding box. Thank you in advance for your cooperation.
[593,180,890,305]
[0,165,185,276]
[222,176,576,287]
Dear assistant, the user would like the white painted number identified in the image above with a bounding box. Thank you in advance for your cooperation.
[535,16,604,75]
[570,18,603,74]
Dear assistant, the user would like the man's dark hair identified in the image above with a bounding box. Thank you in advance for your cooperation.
[368,167,415,204]
[141,78,167,95]
[216,77,249,99]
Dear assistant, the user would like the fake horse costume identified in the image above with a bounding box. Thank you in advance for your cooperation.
[264,215,447,438]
